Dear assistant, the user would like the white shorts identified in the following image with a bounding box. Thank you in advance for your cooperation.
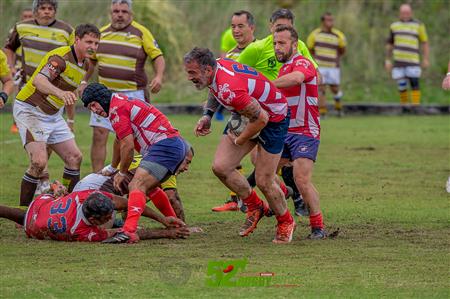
[89,89,146,131]
[73,173,109,192]
[319,67,341,85]
[392,66,421,80]
[13,100,74,146]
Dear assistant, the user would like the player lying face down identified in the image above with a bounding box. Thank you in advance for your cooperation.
[0,183,190,242]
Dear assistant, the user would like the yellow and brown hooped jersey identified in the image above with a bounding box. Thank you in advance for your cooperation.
[387,19,428,67]
[16,46,89,115]
[5,19,74,82]
[0,49,11,78]
[94,21,163,91]
[306,27,346,68]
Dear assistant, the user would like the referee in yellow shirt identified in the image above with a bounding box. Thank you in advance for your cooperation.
[385,4,429,105]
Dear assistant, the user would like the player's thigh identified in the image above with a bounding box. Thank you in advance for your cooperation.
[254,146,280,184]
[50,138,82,165]
[213,135,255,172]
[92,127,110,146]
[24,141,48,165]
[130,167,161,192]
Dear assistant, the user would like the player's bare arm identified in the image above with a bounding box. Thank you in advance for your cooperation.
[113,134,134,193]
[272,71,305,88]
[194,93,218,136]
[0,73,14,109]
[149,55,165,94]
[234,98,268,145]
[385,43,393,72]
[33,73,77,105]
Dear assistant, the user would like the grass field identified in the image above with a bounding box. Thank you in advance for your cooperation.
[0,113,449,298]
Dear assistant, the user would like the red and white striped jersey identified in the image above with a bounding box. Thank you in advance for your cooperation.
[24,190,112,242]
[277,54,320,139]
[210,58,288,123]
[109,94,180,154]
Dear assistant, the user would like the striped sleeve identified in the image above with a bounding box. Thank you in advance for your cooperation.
[141,27,163,60]
[418,23,428,42]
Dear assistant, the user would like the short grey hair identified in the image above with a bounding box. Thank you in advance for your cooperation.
[32,0,58,13]
[111,0,132,10]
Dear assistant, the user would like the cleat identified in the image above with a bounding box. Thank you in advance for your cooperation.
[284,185,294,200]
[102,231,139,244]
[212,201,239,212]
[273,220,297,244]
[293,195,309,217]
[10,123,18,134]
[239,203,266,237]
[307,228,327,240]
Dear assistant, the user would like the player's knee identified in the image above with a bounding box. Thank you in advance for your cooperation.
[294,175,310,190]
[65,150,82,167]
[255,173,273,193]
[211,163,230,178]
[30,159,46,175]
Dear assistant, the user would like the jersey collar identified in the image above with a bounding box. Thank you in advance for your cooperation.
[286,52,300,64]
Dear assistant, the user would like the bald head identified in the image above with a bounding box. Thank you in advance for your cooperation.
[399,4,413,21]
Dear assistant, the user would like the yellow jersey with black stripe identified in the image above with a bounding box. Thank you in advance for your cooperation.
[5,19,74,82]
[16,46,89,115]
[387,19,428,67]
[94,20,163,91]
[0,49,11,78]
[306,27,346,68]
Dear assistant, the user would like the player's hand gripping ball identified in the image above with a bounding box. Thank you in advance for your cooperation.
[227,114,259,138]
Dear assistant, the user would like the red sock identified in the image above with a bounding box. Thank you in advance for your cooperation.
[242,190,263,211]
[123,190,146,233]
[309,212,324,229]
[276,209,294,224]
[280,182,288,197]
[147,187,176,217]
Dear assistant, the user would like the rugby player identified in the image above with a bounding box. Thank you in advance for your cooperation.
[184,48,296,244]
[4,0,75,190]
[0,188,189,242]
[212,10,256,212]
[81,83,192,243]
[307,12,347,116]
[212,8,312,216]
[13,24,99,208]
[89,0,165,173]
[74,152,194,222]
[273,25,326,239]
[385,3,429,105]
[0,49,14,110]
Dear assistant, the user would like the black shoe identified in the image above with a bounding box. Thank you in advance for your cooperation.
[102,231,138,244]
[307,228,327,240]
[293,196,309,216]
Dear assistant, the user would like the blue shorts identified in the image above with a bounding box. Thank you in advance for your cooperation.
[142,137,187,174]
[282,133,320,162]
[223,113,290,155]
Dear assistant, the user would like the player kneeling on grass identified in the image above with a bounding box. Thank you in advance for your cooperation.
[184,47,296,244]
[82,83,192,243]
[0,182,189,242]
[74,153,193,222]
[272,25,326,239]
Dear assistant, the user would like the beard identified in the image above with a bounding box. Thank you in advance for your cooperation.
[276,47,294,63]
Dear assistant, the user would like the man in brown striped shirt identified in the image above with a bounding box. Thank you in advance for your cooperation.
[89,0,166,173]
[4,0,74,194]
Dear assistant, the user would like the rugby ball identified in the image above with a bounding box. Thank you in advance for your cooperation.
[227,114,259,138]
